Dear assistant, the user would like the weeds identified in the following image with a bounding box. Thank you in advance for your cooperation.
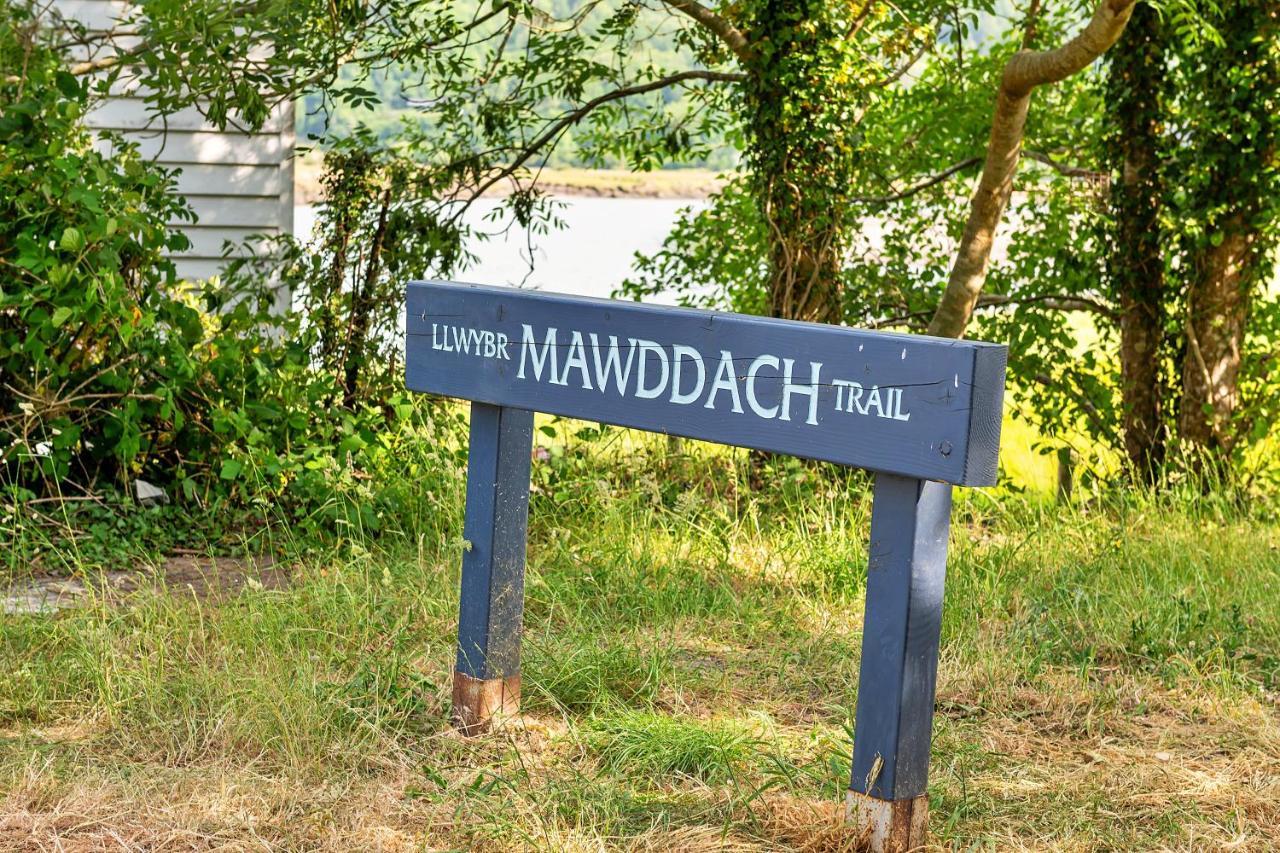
[1,428,1278,849]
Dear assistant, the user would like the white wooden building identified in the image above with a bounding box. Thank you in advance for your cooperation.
[53,1,296,284]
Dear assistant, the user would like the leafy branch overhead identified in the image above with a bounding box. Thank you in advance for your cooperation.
[15,0,1280,486]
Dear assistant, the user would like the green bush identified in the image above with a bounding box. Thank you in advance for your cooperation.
[0,11,203,492]
[1,13,466,553]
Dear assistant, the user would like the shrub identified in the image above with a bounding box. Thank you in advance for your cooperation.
[1,12,466,549]
[0,10,206,493]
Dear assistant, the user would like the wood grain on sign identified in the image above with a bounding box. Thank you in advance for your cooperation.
[406,281,1007,486]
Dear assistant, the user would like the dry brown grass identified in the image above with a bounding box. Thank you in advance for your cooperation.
[4,670,1275,852]
[3,488,1278,850]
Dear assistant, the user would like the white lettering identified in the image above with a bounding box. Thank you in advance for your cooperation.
[560,331,593,390]
[670,345,706,405]
[590,333,636,394]
[866,385,886,418]
[634,339,670,399]
[745,355,780,419]
[891,387,911,421]
[704,350,744,413]
[833,379,857,412]
[518,324,562,384]
[780,359,822,425]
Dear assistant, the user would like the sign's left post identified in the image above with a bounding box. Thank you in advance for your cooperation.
[452,402,535,734]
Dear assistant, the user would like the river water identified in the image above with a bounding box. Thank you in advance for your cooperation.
[294,197,703,303]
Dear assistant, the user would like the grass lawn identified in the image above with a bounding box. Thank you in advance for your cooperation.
[2,433,1278,850]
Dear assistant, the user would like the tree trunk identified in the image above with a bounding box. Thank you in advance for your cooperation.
[1174,1,1278,468]
[743,0,853,325]
[1106,3,1167,482]
[1179,217,1255,455]
[927,0,1138,339]
[342,188,392,410]
[763,185,844,323]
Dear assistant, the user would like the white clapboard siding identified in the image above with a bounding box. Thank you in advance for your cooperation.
[167,258,269,283]
[170,164,283,198]
[172,227,281,258]
[86,98,289,135]
[52,0,130,30]
[95,131,288,166]
[182,196,286,229]
[54,0,295,286]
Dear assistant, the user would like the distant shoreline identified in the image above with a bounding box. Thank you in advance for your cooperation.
[293,153,722,204]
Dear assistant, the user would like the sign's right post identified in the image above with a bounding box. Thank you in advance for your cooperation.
[848,473,954,852]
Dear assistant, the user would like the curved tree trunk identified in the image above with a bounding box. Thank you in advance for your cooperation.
[927,0,1138,339]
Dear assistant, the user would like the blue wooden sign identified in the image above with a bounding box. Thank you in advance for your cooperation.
[404,280,1007,853]
[406,281,1005,487]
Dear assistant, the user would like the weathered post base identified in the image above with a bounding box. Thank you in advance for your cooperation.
[451,671,521,735]
[846,791,928,853]
[450,402,534,736]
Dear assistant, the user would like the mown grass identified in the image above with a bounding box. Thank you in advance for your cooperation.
[1,426,1278,850]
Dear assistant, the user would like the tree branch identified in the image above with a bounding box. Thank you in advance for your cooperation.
[974,292,1117,318]
[1004,0,1139,96]
[1023,149,1107,181]
[662,0,754,63]
[466,69,746,203]
[874,291,1115,329]
[878,34,933,88]
[855,157,982,204]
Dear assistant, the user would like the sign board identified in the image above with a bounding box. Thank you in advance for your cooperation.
[404,280,1008,853]
[406,281,1005,486]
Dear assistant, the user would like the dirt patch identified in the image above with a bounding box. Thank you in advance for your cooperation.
[2,555,287,615]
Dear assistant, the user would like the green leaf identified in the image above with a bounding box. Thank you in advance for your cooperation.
[55,71,81,100]
[50,306,73,327]
[219,459,243,480]
[59,227,85,253]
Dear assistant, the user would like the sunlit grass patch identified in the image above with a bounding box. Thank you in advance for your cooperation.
[523,635,672,714]
[585,710,758,784]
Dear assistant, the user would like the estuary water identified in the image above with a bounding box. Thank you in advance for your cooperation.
[294,196,704,304]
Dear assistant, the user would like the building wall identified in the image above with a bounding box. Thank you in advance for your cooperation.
[53,0,296,285]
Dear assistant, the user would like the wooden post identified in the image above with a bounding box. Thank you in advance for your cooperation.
[848,473,953,852]
[452,402,534,734]
[1056,446,1074,503]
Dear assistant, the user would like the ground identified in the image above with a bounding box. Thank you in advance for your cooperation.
[2,438,1278,850]
[293,154,723,203]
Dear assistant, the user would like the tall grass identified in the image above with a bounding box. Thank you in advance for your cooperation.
[1,421,1278,848]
